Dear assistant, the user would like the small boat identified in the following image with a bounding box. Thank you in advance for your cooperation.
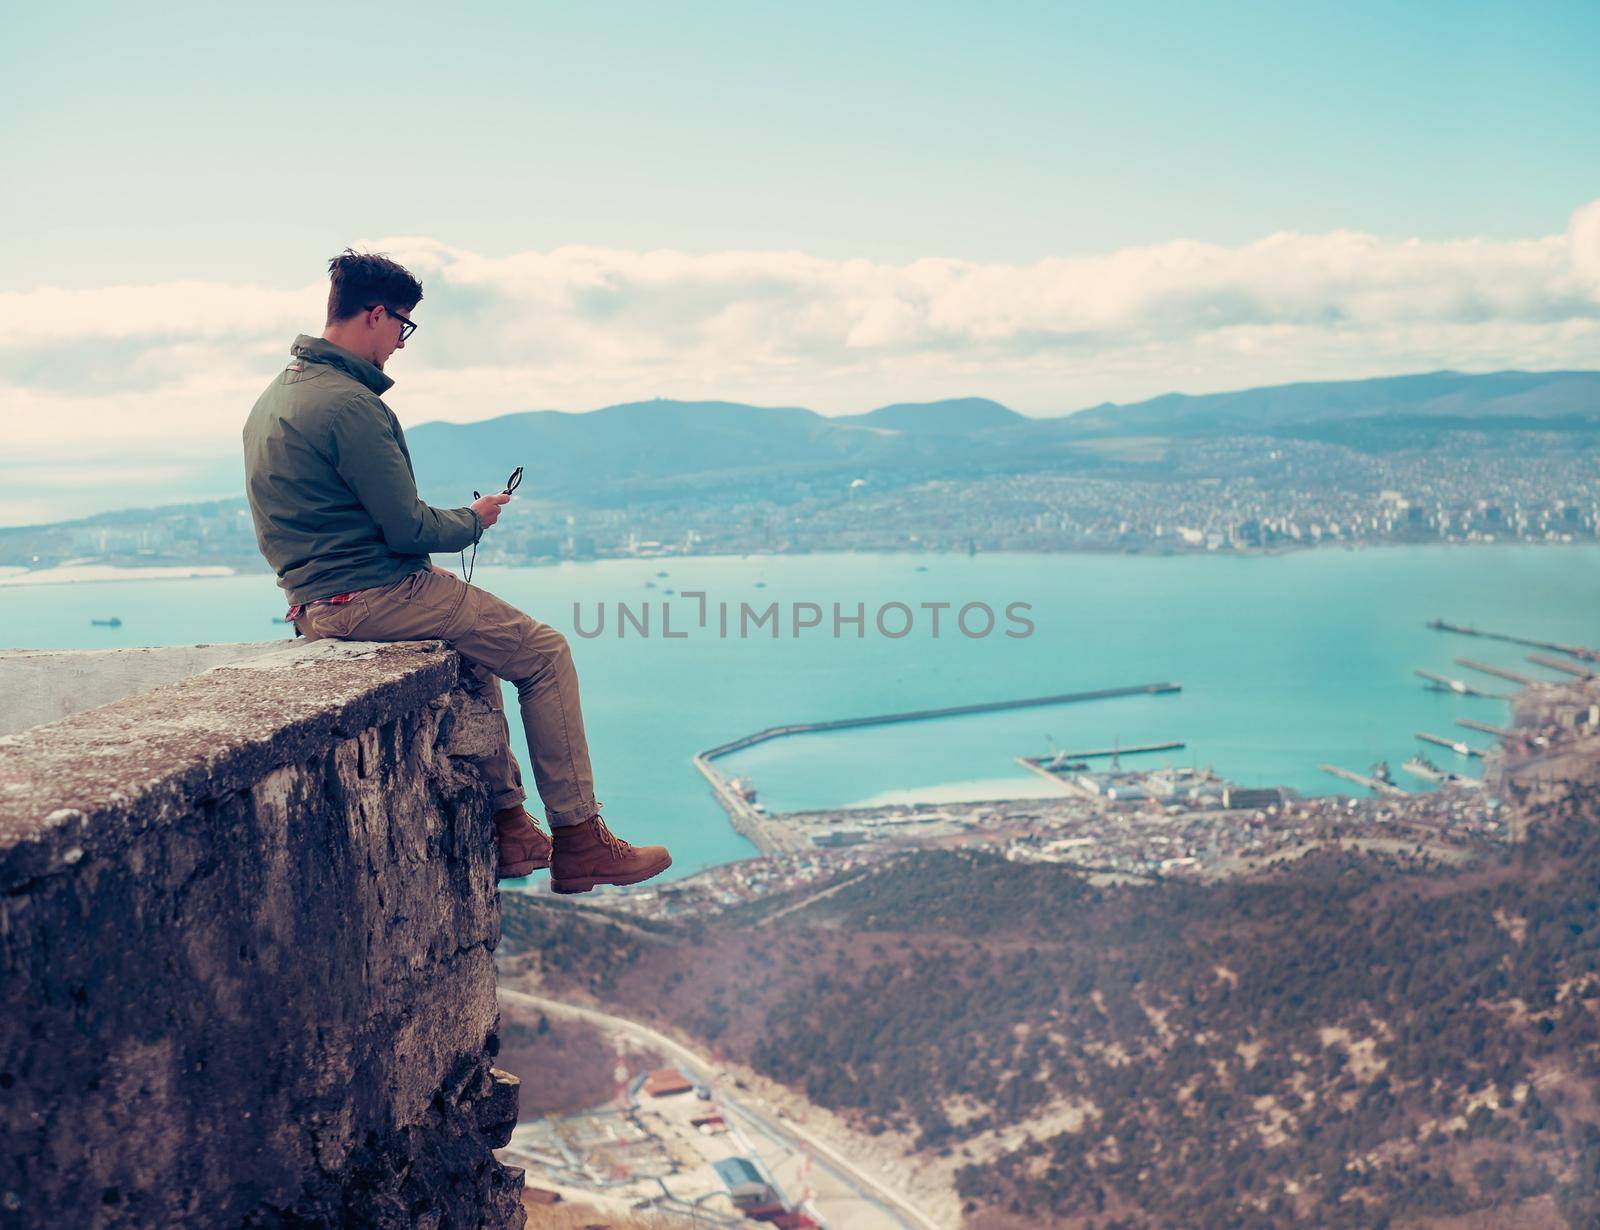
[754,581,767,589]
[655,570,669,578]
[90,616,122,628]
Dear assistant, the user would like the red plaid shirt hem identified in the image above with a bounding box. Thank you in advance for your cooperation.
[285,591,359,621]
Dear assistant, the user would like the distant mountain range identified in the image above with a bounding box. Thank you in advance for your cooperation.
[833,396,1028,434]
[1064,369,1600,436]
[405,394,1063,506]
[407,370,1600,505]
[6,369,1597,531]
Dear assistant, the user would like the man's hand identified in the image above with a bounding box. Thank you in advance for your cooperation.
[471,492,510,529]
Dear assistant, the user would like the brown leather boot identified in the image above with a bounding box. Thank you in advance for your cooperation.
[550,816,671,894]
[494,807,552,880]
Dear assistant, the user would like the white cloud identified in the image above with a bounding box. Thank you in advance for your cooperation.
[3,202,1599,465]
[1571,198,1600,291]
[0,281,319,346]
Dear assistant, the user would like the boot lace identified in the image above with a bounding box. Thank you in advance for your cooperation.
[593,816,634,857]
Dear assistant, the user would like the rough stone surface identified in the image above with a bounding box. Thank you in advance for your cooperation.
[478,1070,522,1149]
[0,640,525,1229]
[0,643,293,737]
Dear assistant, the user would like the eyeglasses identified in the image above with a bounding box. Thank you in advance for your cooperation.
[368,304,418,343]
[474,467,523,501]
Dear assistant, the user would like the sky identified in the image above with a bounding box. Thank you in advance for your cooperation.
[2,1,1598,522]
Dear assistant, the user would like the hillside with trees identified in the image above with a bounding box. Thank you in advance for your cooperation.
[501,783,1600,1228]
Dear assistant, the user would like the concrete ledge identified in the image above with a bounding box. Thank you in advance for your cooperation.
[0,642,297,737]
[0,639,524,1228]
[0,639,458,890]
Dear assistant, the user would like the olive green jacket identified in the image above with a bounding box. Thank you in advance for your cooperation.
[243,335,479,604]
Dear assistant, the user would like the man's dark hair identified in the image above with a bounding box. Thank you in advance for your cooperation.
[326,249,424,325]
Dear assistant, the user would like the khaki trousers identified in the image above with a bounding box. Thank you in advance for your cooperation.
[294,568,599,827]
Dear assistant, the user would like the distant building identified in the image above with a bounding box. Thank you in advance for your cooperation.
[518,536,563,559]
[642,1068,694,1097]
[713,1156,779,1211]
[1223,786,1284,810]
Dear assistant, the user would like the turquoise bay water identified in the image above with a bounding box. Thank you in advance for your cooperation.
[4,547,1598,877]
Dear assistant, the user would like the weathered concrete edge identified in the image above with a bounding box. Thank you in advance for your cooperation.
[0,643,292,738]
[0,640,461,893]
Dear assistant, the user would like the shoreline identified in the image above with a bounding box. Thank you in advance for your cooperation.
[3,537,1597,588]
[0,564,238,588]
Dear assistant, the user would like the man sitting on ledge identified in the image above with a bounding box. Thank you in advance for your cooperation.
[242,248,670,893]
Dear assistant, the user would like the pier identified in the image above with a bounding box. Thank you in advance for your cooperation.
[1319,763,1407,797]
[1416,731,1485,759]
[1401,757,1481,789]
[1414,669,1504,699]
[1429,619,1600,664]
[691,753,803,855]
[1528,653,1596,679]
[1016,756,1081,789]
[694,682,1183,854]
[1454,658,1537,687]
[1023,740,1185,767]
[1457,718,1514,740]
[697,682,1181,762]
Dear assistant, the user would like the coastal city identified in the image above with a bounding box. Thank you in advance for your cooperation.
[563,757,1516,927]
[4,436,1599,577]
[525,622,1600,929]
